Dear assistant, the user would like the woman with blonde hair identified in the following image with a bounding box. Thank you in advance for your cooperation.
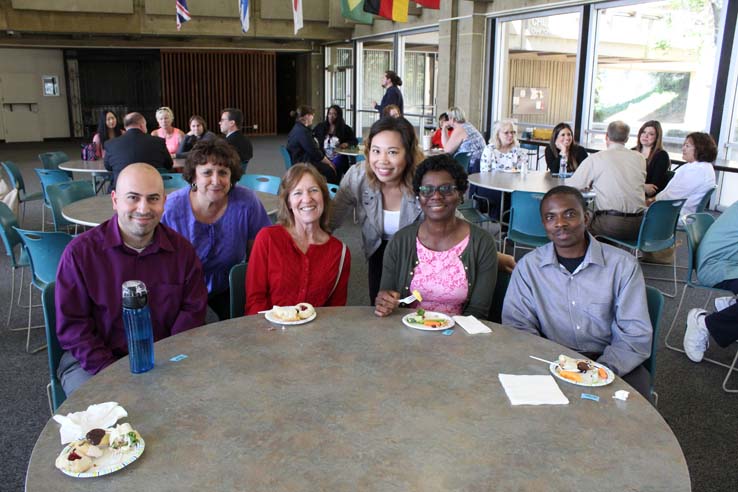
[480,119,527,172]
[440,106,486,164]
[246,164,351,314]
[151,106,185,156]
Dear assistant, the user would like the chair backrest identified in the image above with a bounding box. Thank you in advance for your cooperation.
[161,173,189,190]
[46,180,96,231]
[42,281,66,412]
[34,168,72,207]
[488,270,512,323]
[327,183,339,199]
[695,187,716,214]
[644,285,664,379]
[0,201,24,267]
[279,145,293,171]
[636,199,686,252]
[14,228,73,286]
[229,262,247,319]
[453,152,471,171]
[1,161,26,193]
[38,151,70,170]
[239,174,281,195]
[682,213,716,281]
[509,191,548,238]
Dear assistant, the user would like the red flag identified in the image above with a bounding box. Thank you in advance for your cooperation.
[415,0,440,8]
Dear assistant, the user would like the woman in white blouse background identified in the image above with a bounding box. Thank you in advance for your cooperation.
[480,119,527,172]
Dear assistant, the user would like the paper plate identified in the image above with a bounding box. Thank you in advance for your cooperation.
[402,311,455,331]
[549,362,615,387]
[265,310,317,325]
[57,439,145,478]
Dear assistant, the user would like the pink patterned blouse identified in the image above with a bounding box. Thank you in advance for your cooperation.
[409,235,470,315]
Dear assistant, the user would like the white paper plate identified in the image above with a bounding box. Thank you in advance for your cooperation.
[549,361,615,387]
[402,311,455,331]
[265,310,317,325]
[57,439,145,478]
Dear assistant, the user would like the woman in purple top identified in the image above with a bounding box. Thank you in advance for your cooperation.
[161,139,272,320]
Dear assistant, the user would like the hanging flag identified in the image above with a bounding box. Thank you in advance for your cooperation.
[239,0,250,32]
[293,0,303,35]
[415,0,440,8]
[341,0,374,24]
[176,0,191,31]
[363,0,409,23]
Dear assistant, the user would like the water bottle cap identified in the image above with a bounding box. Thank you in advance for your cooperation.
[122,280,149,309]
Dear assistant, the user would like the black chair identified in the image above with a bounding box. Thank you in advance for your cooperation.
[488,270,511,324]
[229,262,247,319]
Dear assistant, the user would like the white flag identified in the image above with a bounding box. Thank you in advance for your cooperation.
[292,0,303,35]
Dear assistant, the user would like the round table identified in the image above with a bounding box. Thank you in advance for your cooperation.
[61,190,281,227]
[468,170,563,194]
[26,307,689,491]
[58,159,185,174]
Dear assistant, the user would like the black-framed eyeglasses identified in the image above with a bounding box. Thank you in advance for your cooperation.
[418,184,458,197]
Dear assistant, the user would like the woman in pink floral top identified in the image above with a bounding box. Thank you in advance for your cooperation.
[375,154,499,319]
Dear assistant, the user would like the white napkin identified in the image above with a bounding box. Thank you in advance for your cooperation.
[52,402,128,444]
[452,315,492,334]
[498,374,569,406]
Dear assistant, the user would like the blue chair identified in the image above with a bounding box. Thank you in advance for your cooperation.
[503,191,550,256]
[328,183,339,199]
[239,174,281,195]
[42,281,66,414]
[39,151,72,178]
[453,152,471,172]
[229,262,247,319]
[1,161,44,225]
[662,213,737,392]
[598,199,685,298]
[279,146,293,171]
[34,169,72,230]
[161,173,189,190]
[644,285,664,406]
[14,228,73,353]
[46,181,96,232]
[0,202,32,327]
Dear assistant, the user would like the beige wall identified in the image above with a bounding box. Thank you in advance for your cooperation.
[0,48,69,140]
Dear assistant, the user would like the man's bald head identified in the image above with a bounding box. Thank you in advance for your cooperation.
[123,112,147,132]
[111,163,166,249]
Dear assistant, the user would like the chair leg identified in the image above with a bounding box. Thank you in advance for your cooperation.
[6,267,15,327]
[23,284,46,353]
[722,348,738,393]
[47,383,54,416]
[664,283,690,352]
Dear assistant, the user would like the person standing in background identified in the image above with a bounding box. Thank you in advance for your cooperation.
[373,70,404,116]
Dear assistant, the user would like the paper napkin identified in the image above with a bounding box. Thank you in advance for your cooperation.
[52,401,128,444]
[452,315,492,334]
[498,374,570,406]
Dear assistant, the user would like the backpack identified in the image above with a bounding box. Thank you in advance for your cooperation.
[81,142,97,161]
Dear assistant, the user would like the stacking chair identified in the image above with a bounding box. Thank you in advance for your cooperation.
[41,281,66,414]
[279,146,293,171]
[503,191,549,256]
[0,202,32,327]
[239,174,281,195]
[229,262,247,319]
[14,228,73,353]
[644,286,664,406]
[1,161,44,225]
[38,151,71,177]
[662,213,737,392]
[488,270,512,324]
[327,183,339,199]
[34,169,72,230]
[161,173,189,190]
[45,180,96,233]
[597,199,685,298]
[453,152,471,173]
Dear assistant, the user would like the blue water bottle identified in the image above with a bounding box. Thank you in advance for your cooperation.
[121,280,155,374]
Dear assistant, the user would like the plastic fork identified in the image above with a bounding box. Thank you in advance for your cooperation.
[399,290,423,306]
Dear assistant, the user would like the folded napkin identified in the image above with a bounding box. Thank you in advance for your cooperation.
[498,374,569,406]
[452,315,492,334]
[52,402,128,444]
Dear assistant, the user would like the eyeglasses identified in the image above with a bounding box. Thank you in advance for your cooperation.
[502,130,517,135]
[418,184,458,197]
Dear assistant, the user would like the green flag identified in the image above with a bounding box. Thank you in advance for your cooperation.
[341,0,374,24]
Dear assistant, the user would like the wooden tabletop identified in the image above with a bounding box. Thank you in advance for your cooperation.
[61,188,280,227]
[26,307,689,491]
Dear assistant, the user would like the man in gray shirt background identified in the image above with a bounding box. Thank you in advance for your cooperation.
[502,186,653,398]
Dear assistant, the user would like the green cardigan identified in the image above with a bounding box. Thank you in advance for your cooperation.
[379,221,498,319]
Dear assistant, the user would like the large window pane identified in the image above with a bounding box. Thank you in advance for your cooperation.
[357,36,394,139]
[401,30,438,135]
[586,0,724,151]
[325,43,354,126]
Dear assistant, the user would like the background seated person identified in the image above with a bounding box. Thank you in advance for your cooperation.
[246,164,351,314]
[383,104,402,118]
[286,105,338,184]
[162,140,271,320]
[441,106,486,165]
[151,106,185,156]
[312,105,358,179]
[56,164,208,395]
[649,132,717,217]
[176,115,217,158]
[431,113,451,149]
[502,186,653,398]
[92,110,123,160]
[684,200,738,362]
[633,120,671,197]
[375,154,498,319]
[544,122,588,174]
[480,119,527,172]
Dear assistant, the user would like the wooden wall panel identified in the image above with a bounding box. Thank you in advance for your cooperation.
[160,50,276,136]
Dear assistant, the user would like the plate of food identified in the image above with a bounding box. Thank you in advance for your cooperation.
[402,309,454,331]
[264,302,317,325]
[549,354,615,387]
[55,423,144,478]
[500,168,521,173]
